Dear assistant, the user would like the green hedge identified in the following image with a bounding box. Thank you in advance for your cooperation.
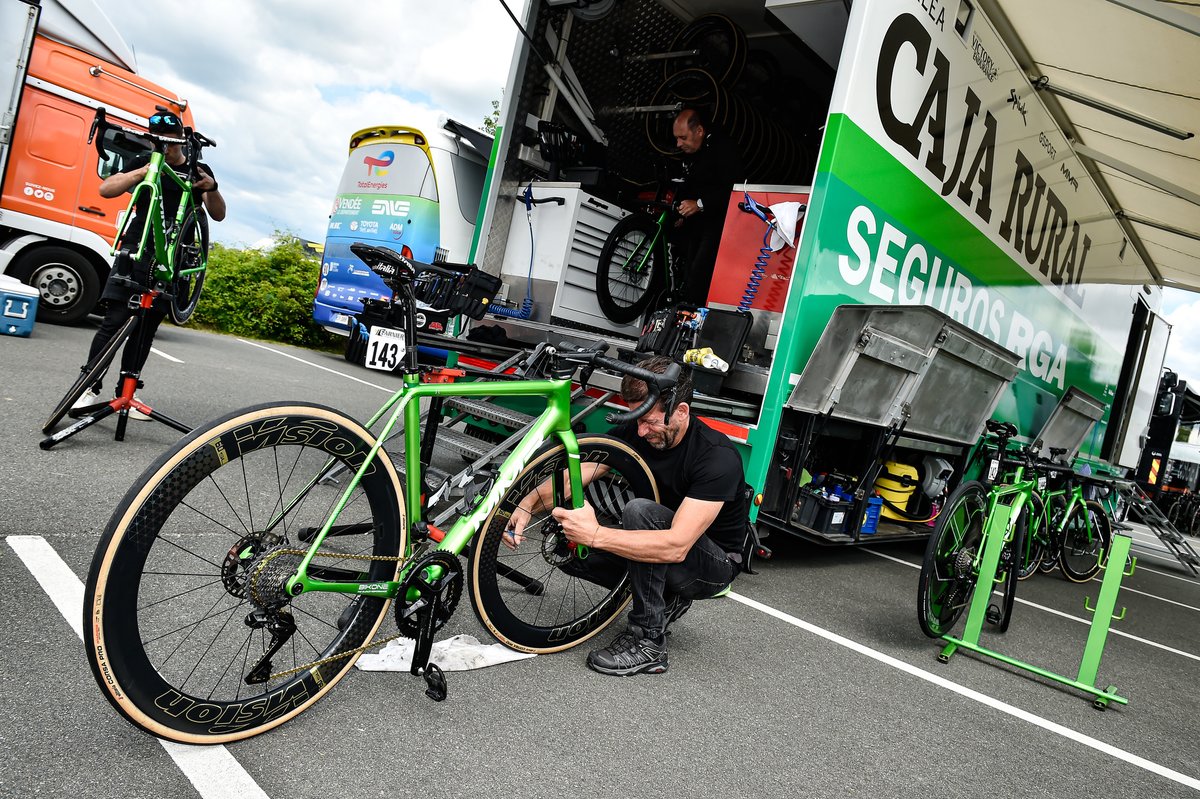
[193,234,340,350]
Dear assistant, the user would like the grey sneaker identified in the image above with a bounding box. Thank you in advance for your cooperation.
[586,629,667,676]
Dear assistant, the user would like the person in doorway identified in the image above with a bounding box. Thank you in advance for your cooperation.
[72,109,226,418]
[670,107,743,307]
[505,355,749,675]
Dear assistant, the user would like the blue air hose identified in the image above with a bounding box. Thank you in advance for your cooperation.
[737,193,774,313]
[489,184,537,320]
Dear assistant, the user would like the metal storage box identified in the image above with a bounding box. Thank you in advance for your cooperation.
[785,305,1021,444]
[1032,386,1106,464]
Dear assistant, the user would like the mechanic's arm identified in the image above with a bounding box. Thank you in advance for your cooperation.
[192,170,227,221]
[553,496,721,563]
[98,165,149,198]
[503,462,610,547]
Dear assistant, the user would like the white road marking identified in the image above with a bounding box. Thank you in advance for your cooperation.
[237,339,393,393]
[150,346,184,364]
[867,549,1200,664]
[6,536,269,799]
[727,590,1200,792]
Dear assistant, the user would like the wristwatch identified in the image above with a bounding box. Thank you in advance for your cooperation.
[696,199,705,212]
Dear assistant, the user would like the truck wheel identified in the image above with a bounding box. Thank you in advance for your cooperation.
[11,246,101,325]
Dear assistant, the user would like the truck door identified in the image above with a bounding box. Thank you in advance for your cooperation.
[0,0,39,190]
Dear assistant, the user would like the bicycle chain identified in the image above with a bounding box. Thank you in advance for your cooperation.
[248,546,415,682]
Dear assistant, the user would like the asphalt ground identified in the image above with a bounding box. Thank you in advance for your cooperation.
[1,318,1198,798]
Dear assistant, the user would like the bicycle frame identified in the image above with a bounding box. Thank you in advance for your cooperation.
[283,371,586,600]
[114,148,202,282]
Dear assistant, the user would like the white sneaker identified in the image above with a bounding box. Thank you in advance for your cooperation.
[128,393,151,421]
[71,388,103,412]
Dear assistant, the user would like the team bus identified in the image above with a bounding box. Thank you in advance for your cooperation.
[312,120,492,335]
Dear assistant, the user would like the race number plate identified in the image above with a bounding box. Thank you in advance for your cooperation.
[987,458,1000,483]
[365,326,406,371]
[1037,475,1047,491]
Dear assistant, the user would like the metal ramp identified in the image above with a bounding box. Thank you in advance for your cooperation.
[1109,480,1200,576]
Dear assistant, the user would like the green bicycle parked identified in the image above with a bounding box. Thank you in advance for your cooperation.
[83,243,679,744]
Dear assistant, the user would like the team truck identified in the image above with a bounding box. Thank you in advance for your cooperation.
[0,0,194,324]
[400,0,1186,546]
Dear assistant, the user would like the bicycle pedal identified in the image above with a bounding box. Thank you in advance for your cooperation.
[423,663,448,702]
[985,604,1001,626]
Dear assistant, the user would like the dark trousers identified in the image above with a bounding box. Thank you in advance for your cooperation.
[673,219,724,306]
[569,498,739,640]
[84,299,167,393]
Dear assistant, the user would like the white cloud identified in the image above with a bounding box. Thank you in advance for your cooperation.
[1163,288,1200,389]
[93,0,523,247]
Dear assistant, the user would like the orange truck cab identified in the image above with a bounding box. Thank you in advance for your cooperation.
[0,0,192,323]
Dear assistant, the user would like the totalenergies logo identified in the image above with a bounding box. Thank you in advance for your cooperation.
[364,150,394,177]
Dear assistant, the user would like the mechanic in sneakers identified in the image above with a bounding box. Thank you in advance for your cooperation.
[70,109,225,419]
[505,355,748,676]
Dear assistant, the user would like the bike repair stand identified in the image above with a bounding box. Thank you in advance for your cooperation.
[40,288,192,450]
[938,503,1136,710]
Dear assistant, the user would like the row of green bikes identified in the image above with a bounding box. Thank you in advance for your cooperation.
[917,420,1115,638]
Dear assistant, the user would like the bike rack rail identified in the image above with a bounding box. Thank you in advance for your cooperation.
[937,502,1135,710]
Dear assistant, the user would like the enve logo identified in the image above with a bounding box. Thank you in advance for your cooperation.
[363,150,395,177]
[371,199,411,217]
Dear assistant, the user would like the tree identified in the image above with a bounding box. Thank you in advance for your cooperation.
[483,93,502,136]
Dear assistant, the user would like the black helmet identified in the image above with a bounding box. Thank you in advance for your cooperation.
[148,110,184,136]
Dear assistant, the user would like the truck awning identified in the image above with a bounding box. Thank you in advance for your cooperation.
[980,0,1200,292]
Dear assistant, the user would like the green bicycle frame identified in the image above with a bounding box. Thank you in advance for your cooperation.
[284,371,587,599]
[112,147,202,281]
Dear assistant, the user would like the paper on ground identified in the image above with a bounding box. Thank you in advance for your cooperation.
[355,633,536,672]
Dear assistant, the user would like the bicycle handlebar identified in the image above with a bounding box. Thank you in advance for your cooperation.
[553,342,681,424]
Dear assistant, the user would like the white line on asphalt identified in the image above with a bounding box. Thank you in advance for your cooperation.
[868,549,1200,663]
[1132,562,1200,586]
[5,536,269,799]
[237,339,392,393]
[150,346,184,364]
[727,590,1200,793]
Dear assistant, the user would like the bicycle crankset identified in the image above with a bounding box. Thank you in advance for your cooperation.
[395,550,463,639]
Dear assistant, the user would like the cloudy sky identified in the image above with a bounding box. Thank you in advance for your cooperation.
[85,0,1200,391]
[94,0,524,248]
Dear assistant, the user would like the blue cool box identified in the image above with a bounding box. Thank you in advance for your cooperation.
[0,275,38,337]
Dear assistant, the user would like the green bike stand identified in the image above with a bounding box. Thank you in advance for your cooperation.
[938,509,1135,710]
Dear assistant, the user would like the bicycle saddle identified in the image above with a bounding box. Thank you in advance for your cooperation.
[350,243,415,291]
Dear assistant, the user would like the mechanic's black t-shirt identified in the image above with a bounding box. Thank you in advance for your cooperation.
[611,416,748,554]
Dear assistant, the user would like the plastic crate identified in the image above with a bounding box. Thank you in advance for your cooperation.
[792,489,850,535]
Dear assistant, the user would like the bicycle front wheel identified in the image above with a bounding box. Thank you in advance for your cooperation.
[1058,499,1112,582]
[168,210,209,325]
[1016,491,1049,580]
[595,214,665,324]
[469,435,657,653]
[917,481,988,638]
[84,402,405,744]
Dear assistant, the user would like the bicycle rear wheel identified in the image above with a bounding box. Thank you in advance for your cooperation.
[917,481,987,638]
[42,316,136,433]
[1058,499,1112,582]
[84,402,405,744]
[595,214,665,324]
[168,210,209,325]
[469,435,657,653]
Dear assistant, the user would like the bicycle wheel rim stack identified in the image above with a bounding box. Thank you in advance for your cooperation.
[645,68,812,185]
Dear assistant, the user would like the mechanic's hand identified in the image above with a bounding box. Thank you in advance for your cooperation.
[502,504,533,550]
[192,172,217,193]
[551,501,601,547]
[677,199,701,218]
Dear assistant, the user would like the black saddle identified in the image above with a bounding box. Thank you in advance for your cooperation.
[349,243,416,292]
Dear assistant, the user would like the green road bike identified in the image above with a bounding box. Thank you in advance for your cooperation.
[41,107,214,437]
[917,421,1031,638]
[1015,450,1113,583]
[83,243,679,744]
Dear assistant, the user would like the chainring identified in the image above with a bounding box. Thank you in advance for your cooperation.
[394,550,463,637]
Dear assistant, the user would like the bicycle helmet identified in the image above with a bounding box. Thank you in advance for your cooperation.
[148,110,184,136]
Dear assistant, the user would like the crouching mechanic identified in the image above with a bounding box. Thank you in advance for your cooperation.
[505,355,748,676]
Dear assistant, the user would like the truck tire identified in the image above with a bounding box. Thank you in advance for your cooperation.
[11,246,101,325]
